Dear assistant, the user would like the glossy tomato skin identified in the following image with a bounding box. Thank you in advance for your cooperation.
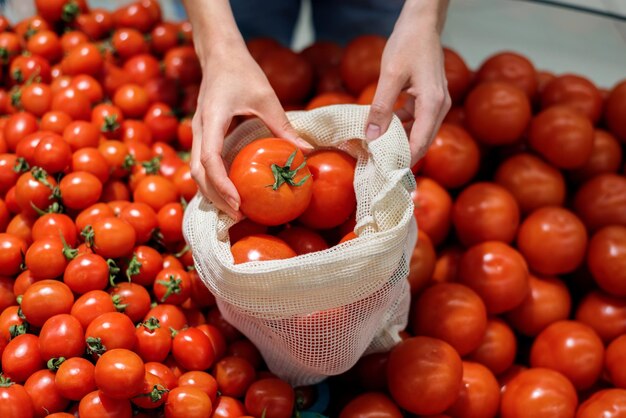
[297,149,356,229]
[90,217,136,259]
[452,182,520,246]
[70,290,117,330]
[2,334,44,383]
[21,280,74,327]
[570,130,623,182]
[475,51,537,98]
[506,275,571,337]
[443,47,471,104]
[576,290,626,343]
[387,336,463,415]
[467,318,517,375]
[587,225,626,297]
[78,390,132,418]
[24,369,69,417]
[500,368,577,418]
[464,81,531,145]
[573,173,626,232]
[230,234,296,264]
[0,233,28,276]
[109,282,151,324]
[55,357,96,401]
[244,378,294,418]
[214,356,256,398]
[445,361,500,418]
[541,74,603,123]
[38,313,85,360]
[412,177,453,245]
[410,282,487,356]
[0,378,35,418]
[172,327,215,371]
[94,348,145,399]
[165,386,213,418]
[85,311,137,353]
[458,241,529,314]
[339,392,403,418]
[230,138,312,226]
[606,80,626,142]
[605,335,626,389]
[576,389,626,418]
[516,207,587,276]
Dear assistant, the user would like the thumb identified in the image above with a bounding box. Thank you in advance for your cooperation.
[260,97,314,151]
[365,74,405,141]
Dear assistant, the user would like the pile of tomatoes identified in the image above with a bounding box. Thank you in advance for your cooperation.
[0,0,625,417]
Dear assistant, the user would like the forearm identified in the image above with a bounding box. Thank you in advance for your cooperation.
[181,0,246,60]
[397,0,450,33]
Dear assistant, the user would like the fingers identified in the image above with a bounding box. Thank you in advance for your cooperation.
[365,69,406,141]
[258,94,313,152]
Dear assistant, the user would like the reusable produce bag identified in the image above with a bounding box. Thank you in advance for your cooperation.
[184,105,417,386]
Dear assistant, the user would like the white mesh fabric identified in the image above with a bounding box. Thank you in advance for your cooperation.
[183,105,416,386]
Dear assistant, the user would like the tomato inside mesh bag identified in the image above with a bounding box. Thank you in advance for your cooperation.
[183,105,417,386]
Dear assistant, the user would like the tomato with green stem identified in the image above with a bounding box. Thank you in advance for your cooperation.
[85,312,137,355]
[125,245,163,286]
[230,138,313,226]
[145,304,187,331]
[135,317,172,363]
[153,268,191,305]
[55,357,96,401]
[131,370,169,409]
[0,375,35,417]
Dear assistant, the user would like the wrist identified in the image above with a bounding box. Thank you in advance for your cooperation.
[398,0,449,33]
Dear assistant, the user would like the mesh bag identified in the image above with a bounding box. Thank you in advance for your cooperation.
[183,105,417,386]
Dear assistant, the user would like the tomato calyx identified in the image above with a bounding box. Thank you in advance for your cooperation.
[107,259,121,287]
[47,357,66,372]
[169,327,179,338]
[123,154,136,171]
[12,68,23,83]
[81,225,94,248]
[86,336,106,356]
[61,1,81,23]
[173,245,189,259]
[135,384,169,403]
[10,87,21,109]
[30,201,64,216]
[101,114,120,133]
[111,294,128,312]
[141,156,162,175]
[0,375,15,387]
[13,157,30,173]
[138,317,161,333]
[268,150,311,191]
[9,322,29,339]
[156,274,182,302]
[126,254,142,281]
[0,48,10,65]
[60,231,78,260]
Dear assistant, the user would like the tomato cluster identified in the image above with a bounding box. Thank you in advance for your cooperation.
[0,0,625,417]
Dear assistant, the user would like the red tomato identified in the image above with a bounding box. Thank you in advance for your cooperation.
[0,233,28,276]
[51,87,91,121]
[421,124,481,189]
[244,378,294,418]
[10,55,51,84]
[133,174,179,211]
[108,282,151,324]
[135,317,172,363]
[575,290,626,343]
[587,225,626,297]
[178,371,218,404]
[258,47,313,105]
[306,92,354,110]
[172,164,198,202]
[111,28,149,59]
[157,202,184,244]
[59,171,102,210]
[573,173,626,232]
[606,335,626,389]
[605,80,626,142]
[123,54,161,85]
[230,234,296,264]
[530,320,604,390]
[85,312,137,355]
[55,357,96,401]
[475,51,537,98]
[452,182,520,246]
[411,177,452,245]
[297,149,356,229]
[94,348,145,399]
[113,83,150,118]
[40,111,72,134]
[530,107,594,170]
[145,304,187,331]
[165,386,213,418]
[118,202,157,245]
[445,361,500,418]
[24,369,69,417]
[75,202,115,233]
[172,327,215,371]
[88,217,136,259]
[541,74,603,123]
[143,103,178,143]
[464,81,531,145]
[500,368,577,418]
[211,395,247,418]
[340,35,385,95]
[0,377,35,418]
[411,282,487,356]
[0,154,23,194]
[494,153,566,214]
[61,43,103,76]
[570,130,623,182]
[26,30,62,63]
[387,336,462,415]
[467,318,517,375]
[21,280,74,327]
[19,82,53,117]
[123,245,162,287]
[214,356,256,398]
[71,147,111,184]
[153,267,191,305]
[3,112,39,152]
[131,371,169,409]
[38,313,85,360]
[35,0,88,23]
[70,290,117,329]
[78,390,132,418]
[277,226,329,255]
[339,392,402,418]
[25,236,73,281]
[444,47,471,104]
[32,213,77,247]
[505,275,571,337]
[163,46,201,86]
[229,138,313,226]
[458,241,529,314]
[2,334,44,383]
[576,389,626,418]
[516,207,587,276]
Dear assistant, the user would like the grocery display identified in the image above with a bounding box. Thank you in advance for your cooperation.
[0,0,624,418]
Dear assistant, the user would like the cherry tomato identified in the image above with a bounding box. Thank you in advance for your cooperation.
[59,171,103,210]
[157,202,184,244]
[211,395,247,418]
[445,361,500,418]
[88,217,136,259]
[18,82,53,117]
[214,356,256,398]
[587,225,626,297]
[505,275,571,336]
[576,389,626,418]
[70,290,117,329]
[165,386,213,418]
[32,213,77,247]
[135,317,172,363]
[63,121,101,151]
[131,370,169,409]
[21,279,74,327]
[78,390,132,418]
[452,182,520,246]
[61,43,103,76]
[573,174,626,232]
[24,369,69,417]
[541,74,603,123]
[411,282,487,355]
[85,312,137,355]
[339,35,385,95]
[244,378,294,418]
[133,174,179,211]
[40,111,72,134]
[605,334,626,389]
[476,51,537,98]
[575,290,626,343]
[71,147,111,184]
[71,74,104,104]
[55,357,96,401]
[466,318,517,375]
[444,47,471,103]
[172,327,215,371]
[570,130,623,182]
[3,112,39,152]
[0,233,27,276]
[51,87,91,121]
[38,313,85,360]
[516,207,587,275]
[94,348,145,399]
[2,334,44,383]
[407,230,436,295]
[0,376,35,418]
[500,368,577,418]
[108,282,151,324]
[339,392,402,418]
[387,336,462,415]
[412,177,452,245]
[605,80,626,142]
[145,304,187,331]
[464,81,531,145]
[153,267,191,305]
[231,234,296,264]
[124,245,163,286]
[458,241,529,314]
[276,226,329,255]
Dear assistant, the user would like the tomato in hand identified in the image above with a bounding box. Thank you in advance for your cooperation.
[230,138,313,226]
[297,149,356,229]
[410,282,487,356]
[231,234,296,264]
[387,336,462,415]
[245,378,295,418]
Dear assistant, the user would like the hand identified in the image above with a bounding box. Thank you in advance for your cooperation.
[190,42,312,220]
[365,1,451,167]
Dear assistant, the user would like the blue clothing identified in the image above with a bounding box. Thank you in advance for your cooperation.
[230,0,403,46]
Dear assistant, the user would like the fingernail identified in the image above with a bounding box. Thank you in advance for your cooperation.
[226,196,239,212]
[299,141,314,150]
[366,124,381,141]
